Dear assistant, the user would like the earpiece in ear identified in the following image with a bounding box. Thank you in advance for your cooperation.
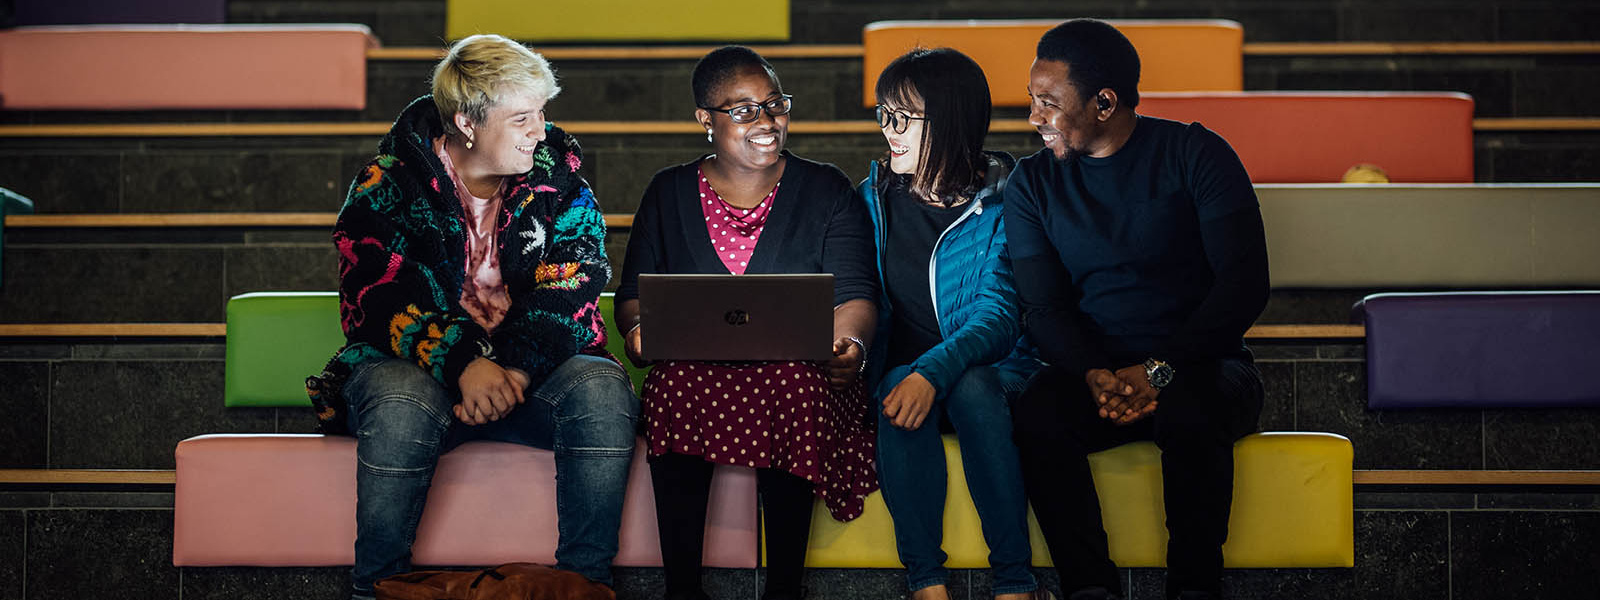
[1096,95,1111,111]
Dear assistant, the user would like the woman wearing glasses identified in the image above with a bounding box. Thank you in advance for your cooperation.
[860,48,1047,600]
[614,45,879,600]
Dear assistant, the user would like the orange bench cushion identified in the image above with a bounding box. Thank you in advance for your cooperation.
[862,19,1243,108]
[1140,92,1476,183]
[0,25,377,111]
[172,434,759,568]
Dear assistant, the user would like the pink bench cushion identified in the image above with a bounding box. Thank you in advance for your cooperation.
[1138,92,1476,183]
[173,434,758,568]
[0,25,376,110]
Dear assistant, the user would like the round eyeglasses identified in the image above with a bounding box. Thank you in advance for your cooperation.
[701,95,794,124]
[876,105,927,134]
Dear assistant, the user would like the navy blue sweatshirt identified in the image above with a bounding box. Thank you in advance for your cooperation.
[1002,115,1269,376]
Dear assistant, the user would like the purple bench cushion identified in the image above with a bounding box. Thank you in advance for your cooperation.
[1360,292,1600,408]
[14,0,224,25]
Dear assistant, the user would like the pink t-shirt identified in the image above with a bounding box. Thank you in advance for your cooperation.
[699,167,778,275]
[434,137,511,333]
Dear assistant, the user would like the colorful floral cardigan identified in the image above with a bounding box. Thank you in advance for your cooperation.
[308,95,612,434]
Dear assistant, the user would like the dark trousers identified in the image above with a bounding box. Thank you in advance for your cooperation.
[649,451,815,600]
[1010,357,1263,599]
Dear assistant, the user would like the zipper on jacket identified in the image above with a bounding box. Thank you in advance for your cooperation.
[869,164,891,312]
[926,199,984,334]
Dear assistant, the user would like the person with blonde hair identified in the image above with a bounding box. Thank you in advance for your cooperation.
[306,33,637,599]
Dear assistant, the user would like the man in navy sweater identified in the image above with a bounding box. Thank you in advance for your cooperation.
[1002,19,1270,600]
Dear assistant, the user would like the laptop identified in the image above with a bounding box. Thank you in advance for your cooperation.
[637,273,836,362]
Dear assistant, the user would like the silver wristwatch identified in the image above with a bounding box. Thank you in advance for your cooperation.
[1144,358,1174,389]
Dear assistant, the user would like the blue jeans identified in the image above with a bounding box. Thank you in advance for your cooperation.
[875,364,1037,595]
[342,355,639,596]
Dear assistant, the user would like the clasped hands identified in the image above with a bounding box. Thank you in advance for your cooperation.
[455,357,530,425]
[1085,364,1161,425]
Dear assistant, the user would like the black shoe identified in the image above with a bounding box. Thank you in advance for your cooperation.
[1067,586,1122,600]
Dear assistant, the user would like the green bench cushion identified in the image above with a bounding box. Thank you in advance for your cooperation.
[224,292,343,408]
[225,291,645,408]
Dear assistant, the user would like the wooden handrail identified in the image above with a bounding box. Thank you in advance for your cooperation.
[1245,41,1600,56]
[5,213,634,229]
[0,469,176,485]
[368,44,863,61]
[366,42,1600,62]
[3,117,1595,139]
[4,468,1596,486]
[1244,324,1364,340]
[0,323,226,337]
[0,322,1364,340]
[7,213,336,227]
[1353,470,1600,486]
[1472,118,1600,131]
[0,122,391,138]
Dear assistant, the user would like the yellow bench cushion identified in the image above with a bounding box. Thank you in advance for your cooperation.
[447,0,789,42]
[786,431,1352,569]
[861,19,1243,108]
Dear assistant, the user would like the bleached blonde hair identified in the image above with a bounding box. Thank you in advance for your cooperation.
[431,34,561,135]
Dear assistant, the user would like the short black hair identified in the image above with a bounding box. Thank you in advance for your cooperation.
[875,47,991,202]
[692,45,779,108]
[1036,18,1141,108]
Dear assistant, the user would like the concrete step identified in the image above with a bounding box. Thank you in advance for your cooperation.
[0,216,1387,325]
[3,127,1597,222]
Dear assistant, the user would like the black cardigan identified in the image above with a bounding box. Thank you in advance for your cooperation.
[617,152,878,306]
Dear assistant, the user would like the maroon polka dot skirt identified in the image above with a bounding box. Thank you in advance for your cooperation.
[642,360,879,521]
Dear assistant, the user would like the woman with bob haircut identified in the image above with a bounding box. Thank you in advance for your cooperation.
[615,45,879,600]
[860,47,1048,600]
[310,34,637,599]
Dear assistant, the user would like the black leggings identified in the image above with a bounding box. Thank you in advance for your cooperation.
[649,451,815,599]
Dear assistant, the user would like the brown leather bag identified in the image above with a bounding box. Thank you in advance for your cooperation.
[374,563,615,600]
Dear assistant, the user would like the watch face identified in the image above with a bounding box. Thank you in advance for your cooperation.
[1147,363,1174,388]
[1150,368,1173,388]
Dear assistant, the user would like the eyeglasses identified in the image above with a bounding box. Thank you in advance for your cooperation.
[700,95,794,124]
[876,105,927,134]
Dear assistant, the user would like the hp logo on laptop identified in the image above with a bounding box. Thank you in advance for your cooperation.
[724,309,750,326]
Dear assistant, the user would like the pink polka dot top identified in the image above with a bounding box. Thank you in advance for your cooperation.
[698,166,778,275]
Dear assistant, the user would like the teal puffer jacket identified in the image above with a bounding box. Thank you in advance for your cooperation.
[858,151,1042,399]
